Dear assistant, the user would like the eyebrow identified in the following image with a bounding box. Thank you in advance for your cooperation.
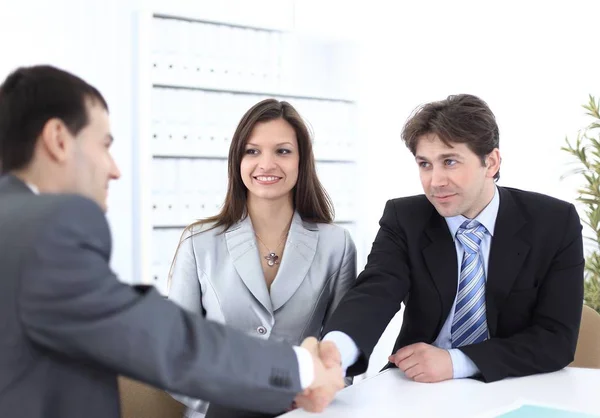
[415,152,462,161]
[439,153,462,159]
[246,142,295,147]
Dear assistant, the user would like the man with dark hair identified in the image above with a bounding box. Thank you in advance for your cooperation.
[0,65,343,418]
[322,94,584,388]
[0,65,116,211]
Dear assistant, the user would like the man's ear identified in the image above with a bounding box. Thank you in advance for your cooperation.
[485,148,501,178]
[39,118,73,163]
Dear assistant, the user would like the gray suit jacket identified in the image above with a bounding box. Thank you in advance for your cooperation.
[169,212,357,413]
[0,174,302,418]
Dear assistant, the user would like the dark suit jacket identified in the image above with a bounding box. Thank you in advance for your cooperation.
[323,187,584,383]
[0,175,301,418]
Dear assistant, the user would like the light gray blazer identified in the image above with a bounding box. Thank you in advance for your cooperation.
[169,211,356,414]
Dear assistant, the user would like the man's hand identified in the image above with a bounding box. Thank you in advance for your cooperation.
[319,339,341,369]
[388,343,453,383]
[294,337,344,413]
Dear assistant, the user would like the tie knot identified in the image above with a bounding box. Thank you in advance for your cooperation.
[456,220,486,254]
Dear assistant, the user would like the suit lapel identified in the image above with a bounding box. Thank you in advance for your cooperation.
[270,212,318,312]
[486,187,529,335]
[422,213,458,331]
[225,216,273,314]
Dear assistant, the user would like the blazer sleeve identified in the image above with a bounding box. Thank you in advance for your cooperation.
[459,203,585,382]
[322,228,357,386]
[322,200,411,376]
[168,226,204,316]
[322,228,357,329]
[17,196,302,414]
[167,226,208,412]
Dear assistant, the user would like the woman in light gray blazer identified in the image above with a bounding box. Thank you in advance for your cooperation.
[168,99,357,418]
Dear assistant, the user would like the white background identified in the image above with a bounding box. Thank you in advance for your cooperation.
[1,0,598,377]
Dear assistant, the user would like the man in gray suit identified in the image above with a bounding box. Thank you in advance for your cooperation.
[0,65,343,418]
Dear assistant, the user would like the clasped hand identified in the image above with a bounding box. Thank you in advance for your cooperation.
[388,342,453,383]
[294,337,344,413]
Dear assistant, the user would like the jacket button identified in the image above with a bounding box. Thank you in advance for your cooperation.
[257,326,267,335]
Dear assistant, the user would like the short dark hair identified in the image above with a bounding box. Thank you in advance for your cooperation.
[401,94,500,180]
[0,65,108,174]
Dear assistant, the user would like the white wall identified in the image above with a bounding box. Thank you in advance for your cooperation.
[0,0,137,281]
[0,0,295,282]
[350,0,599,244]
[1,0,598,378]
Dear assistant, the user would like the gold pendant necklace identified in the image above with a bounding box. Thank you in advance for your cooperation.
[255,221,291,268]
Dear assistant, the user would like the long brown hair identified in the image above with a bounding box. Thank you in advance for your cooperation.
[167,99,334,290]
[198,98,333,232]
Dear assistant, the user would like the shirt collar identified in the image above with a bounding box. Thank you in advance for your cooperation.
[26,182,39,194]
[445,186,500,239]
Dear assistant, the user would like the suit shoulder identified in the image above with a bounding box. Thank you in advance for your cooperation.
[313,223,356,263]
[183,221,224,244]
[18,194,111,259]
[13,193,106,227]
[315,222,352,243]
[47,194,108,229]
[502,187,574,213]
[53,193,105,214]
[388,194,433,216]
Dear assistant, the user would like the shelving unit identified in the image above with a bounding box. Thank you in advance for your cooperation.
[133,13,359,294]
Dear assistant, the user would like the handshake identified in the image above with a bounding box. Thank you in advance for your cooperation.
[293,337,345,413]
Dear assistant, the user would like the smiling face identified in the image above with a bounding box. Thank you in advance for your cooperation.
[38,100,121,212]
[415,133,500,219]
[67,103,121,212]
[240,118,299,204]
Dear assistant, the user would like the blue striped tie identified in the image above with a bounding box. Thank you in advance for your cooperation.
[451,220,489,348]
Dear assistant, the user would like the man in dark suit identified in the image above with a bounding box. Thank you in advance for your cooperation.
[0,65,343,418]
[322,94,584,389]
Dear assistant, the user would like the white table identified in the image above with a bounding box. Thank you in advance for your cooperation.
[281,367,600,417]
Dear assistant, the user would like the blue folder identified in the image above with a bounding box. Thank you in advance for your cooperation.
[497,405,599,418]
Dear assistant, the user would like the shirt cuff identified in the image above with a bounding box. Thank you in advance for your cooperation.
[293,346,314,390]
[448,348,480,379]
[322,331,360,373]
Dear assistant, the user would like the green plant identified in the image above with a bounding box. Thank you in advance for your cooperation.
[562,95,600,313]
